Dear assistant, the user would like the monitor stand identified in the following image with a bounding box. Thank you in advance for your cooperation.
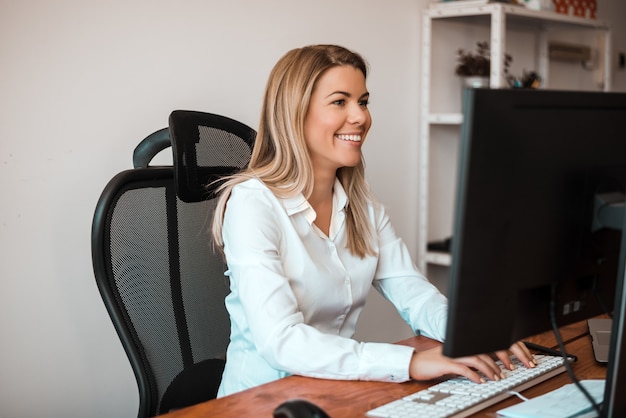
[588,317,611,363]
[600,194,625,417]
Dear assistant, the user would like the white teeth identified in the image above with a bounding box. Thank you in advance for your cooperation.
[336,134,362,142]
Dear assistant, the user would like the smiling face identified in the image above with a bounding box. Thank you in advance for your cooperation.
[303,65,372,177]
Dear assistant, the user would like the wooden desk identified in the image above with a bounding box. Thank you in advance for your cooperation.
[160,320,606,418]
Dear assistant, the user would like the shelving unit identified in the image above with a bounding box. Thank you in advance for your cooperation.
[418,2,611,274]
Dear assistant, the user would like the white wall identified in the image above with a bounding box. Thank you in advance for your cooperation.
[1,1,625,417]
[0,1,425,416]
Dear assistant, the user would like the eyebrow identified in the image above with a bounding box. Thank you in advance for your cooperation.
[325,91,370,99]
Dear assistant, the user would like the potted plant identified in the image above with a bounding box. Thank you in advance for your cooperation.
[455,41,512,88]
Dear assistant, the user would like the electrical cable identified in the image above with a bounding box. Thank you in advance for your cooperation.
[591,275,613,319]
[508,391,529,402]
[550,284,604,417]
[523,341,577,362]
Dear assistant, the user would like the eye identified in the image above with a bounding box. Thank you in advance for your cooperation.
[359,99,370,108]
[332,99,346,106]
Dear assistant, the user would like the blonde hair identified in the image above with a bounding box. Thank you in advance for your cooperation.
[212,44,375,258]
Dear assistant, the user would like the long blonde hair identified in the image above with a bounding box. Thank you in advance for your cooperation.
[212,44,375,258]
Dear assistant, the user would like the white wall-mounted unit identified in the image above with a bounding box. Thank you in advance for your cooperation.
[418,2,611,276]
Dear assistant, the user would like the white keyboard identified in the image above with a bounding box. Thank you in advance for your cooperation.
[366,355,567,418]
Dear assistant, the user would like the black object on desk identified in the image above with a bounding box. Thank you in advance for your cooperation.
[273,399,331,418]
[524,341,578,362]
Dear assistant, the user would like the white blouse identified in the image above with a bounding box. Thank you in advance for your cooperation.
[217,178,448,397]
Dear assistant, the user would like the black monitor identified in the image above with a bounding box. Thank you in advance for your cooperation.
[443,88,626,417]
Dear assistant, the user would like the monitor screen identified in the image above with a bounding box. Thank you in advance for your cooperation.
[443,88,626,416]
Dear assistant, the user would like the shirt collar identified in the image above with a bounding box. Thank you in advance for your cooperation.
[278,178,348,222]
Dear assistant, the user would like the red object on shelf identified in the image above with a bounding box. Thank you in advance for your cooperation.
[573,0,585,17]
[588,0,597,18]
[552,0,569,14]
[552,0,596,18]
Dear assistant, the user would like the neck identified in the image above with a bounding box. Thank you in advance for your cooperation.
[309,171,335,206]
[308,171,336,236]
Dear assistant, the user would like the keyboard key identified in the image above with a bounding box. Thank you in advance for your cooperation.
[367,355,566,418]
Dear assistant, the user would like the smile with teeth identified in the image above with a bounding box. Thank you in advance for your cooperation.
[335,134,362,142]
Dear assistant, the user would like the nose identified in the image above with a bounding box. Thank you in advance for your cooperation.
[348,102,368,125]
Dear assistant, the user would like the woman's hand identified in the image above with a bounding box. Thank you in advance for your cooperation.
[494,341,536,371]
[408,341,536,384]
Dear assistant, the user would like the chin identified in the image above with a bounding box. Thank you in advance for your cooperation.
[341,160,361,169]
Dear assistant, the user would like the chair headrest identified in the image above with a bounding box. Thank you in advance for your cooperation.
[130,111,256,203]
[132,128,171,169]
[169,110,256,202]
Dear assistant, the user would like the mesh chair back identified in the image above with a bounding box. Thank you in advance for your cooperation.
[169,110,256,202]
[92,112,255,417]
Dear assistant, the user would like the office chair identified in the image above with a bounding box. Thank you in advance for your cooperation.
[91,111,256,417]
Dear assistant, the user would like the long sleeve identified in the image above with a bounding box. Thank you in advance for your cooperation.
[217,178,445,396]
[370,205,448,342]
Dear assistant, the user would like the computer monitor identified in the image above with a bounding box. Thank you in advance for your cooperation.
[443,88,626,417]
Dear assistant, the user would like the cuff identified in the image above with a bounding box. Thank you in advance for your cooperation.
[359,342,415,382]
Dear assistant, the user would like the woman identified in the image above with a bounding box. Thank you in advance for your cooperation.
[211,44,534,397]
